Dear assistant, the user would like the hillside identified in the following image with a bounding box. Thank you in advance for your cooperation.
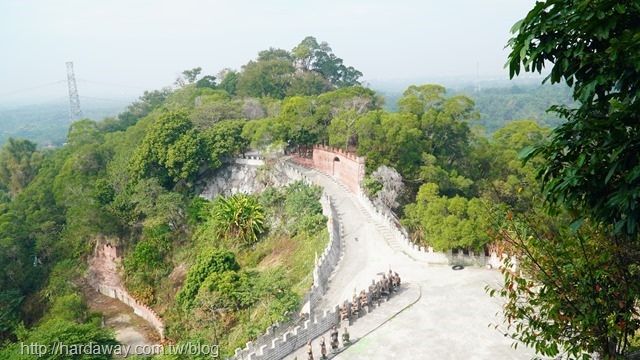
[0,36,577,359]
[0,99,132,147]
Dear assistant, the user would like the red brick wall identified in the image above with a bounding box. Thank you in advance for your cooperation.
[310,145,365,193]
[100,243,121,262]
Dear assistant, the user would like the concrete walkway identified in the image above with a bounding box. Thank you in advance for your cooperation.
[294,164,413,309]
[285,162,542,360]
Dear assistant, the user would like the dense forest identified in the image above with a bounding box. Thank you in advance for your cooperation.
[379,82,575,134]
[0,35,576,358]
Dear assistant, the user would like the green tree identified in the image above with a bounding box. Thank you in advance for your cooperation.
[488,1,640,358]
[487,210,640,359]
[355,111,423,180]
[292,36,330,72]
[327,110,358,150]
[277,96,320,153]
[196,75,217,89]
[191,99,243,129]
[176,249,241,309]
[236,59,294,99]
[418,153,474,198]
[115,87,172,130]
[1,318,118,359]
[281,181,325,236]
[0,138,43,197]
[217,69,238,96]
[211,194,265,246]
[509,0,640,238]
[482,121,550,212]
[292,36,362,88]
[66,119,103,147]
[257,47,293,62]
[182,67,202,84]
[129,110,209,186]
[403,184,490,251]
[287,71,330,96]
[420,94,478,168]
[397,84,446,118]
[203,119,249,160]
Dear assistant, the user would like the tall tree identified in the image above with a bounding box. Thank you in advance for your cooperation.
[0,138,43,197]
[355,111,423,179]
[129,110,209,187]
[510,0,640,238]
[291,36,362,88]
[182,67,203,84]
[115,87,173,130]
[217,69,238,96]
[257,47,293,62]
[397,84,446,118]
[489,1,640,358]
[237,59,294,99]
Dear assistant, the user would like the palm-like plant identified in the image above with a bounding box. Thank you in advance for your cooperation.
[212,194,265,245]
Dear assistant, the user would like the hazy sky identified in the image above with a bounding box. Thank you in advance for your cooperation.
[0,0,536,104]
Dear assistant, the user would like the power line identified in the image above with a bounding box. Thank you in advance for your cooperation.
[79,95,132,104]
[0,81,66,97]
[0,79,145,99]
[77,78,145,90]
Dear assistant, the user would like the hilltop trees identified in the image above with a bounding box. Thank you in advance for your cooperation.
[292,36,362,88]
[237,58,295,99]
[235,36,362,100]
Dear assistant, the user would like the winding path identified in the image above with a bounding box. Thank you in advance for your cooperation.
[286,162,543,360]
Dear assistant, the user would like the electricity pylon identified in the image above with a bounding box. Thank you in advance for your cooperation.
[66,61,83,122]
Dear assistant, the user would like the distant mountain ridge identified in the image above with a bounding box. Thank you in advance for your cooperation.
[0,98,133,147]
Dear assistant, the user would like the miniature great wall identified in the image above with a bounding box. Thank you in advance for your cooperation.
[84,147,515,360]
[87,242,165,339]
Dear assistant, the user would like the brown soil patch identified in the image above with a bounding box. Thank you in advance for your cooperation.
[80,280,161,345]
[257,237,296,270]
[83,246,161,346]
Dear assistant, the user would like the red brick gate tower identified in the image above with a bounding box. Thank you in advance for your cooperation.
[306,145,366,193]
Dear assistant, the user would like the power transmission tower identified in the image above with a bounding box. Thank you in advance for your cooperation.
[66,61,83,122]
[474,61,481,94]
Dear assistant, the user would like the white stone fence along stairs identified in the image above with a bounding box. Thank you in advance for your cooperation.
[355,187,514,269]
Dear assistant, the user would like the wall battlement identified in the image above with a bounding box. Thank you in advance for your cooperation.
[232,277,399,360]
[99,243,121,262]
[295,146,515,270]
[94,283,165,339]
[308,145,365,193]
[230,164,346,360]
[356,188,515,270]
[91,244,165,339]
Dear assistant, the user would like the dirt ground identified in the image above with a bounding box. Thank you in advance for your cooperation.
[81,278,160,346]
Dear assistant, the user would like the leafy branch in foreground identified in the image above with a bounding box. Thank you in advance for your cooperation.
[486,208,640,359]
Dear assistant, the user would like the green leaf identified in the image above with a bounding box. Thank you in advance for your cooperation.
[568,217,584,233]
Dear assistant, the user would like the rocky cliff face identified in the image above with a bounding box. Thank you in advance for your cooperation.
[197,159,295,200]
